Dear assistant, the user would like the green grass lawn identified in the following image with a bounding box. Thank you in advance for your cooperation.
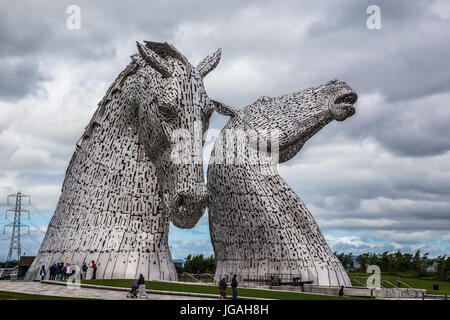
[0,290,87,300]
[349,273,450,295]
[81,279,368,300]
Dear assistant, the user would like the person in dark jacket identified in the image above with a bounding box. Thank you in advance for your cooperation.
[219,275,227,300]
[338,286,344,300]
[57,263,63,280]
[137,274,145,286]
[39,265,46,280]
[49,264,56,280]
[54,263,59,280]
[52,263,57,280]
[82,263,88,280]
[231,275,238,300]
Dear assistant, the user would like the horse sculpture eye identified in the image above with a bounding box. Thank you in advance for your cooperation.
[158,104,177,121]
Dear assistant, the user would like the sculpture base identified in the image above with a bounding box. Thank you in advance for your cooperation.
[214,259,351,287]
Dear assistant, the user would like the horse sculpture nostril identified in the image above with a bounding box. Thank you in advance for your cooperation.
[177,195,185,207]
[335,92,358,105]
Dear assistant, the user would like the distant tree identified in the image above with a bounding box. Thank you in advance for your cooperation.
[446,256,450,279]
[368,252,378,266]
[183,254,215,274]
[335,252,355,271]
[0,260,18,268]
[412,250,431,276]
[355,253,370,272]
[435,255,448,279]
[379,251,392,272]
[335,250,447,279]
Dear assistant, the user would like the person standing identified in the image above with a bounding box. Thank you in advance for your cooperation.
[39,265,46,280]
[57,263,62,280]
[137,274,146,297]
[397,277,401,287]
[62,264,67,280]
[231,275,238,300]
[219,275,227,300]
[91,260,97,279]
[66,264,72,279]
[338,286,344,300]
[49,264,55,280]
[82,262,88,280]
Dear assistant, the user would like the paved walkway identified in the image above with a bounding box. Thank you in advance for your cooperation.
[0,281,213,300]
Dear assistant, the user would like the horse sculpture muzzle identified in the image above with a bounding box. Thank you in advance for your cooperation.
[328,84,358,121]
[169,183,208,229]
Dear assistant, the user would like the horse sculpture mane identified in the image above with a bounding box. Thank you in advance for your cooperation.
[76,41,189,151]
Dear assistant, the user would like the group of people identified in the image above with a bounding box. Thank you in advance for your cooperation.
[218,274,239,300]
[39,260,97,281]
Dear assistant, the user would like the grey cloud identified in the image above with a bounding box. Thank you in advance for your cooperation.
[303,0,450,101]
[324,232,449,257]
[367,230,439,244]
[0,59,49,100]
[305,91,450,158]
[3,0,449,104]
[279,132,450,234]
[327,235,447,257]
[318,218,450,231]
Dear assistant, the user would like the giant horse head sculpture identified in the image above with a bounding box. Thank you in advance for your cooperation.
[28,41,223,281]
[208,80,358,286]
[131,41,222,228]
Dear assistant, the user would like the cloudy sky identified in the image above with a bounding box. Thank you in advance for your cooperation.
[0,0,449,261]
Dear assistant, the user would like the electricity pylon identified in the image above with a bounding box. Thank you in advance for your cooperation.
[3,192,30,263]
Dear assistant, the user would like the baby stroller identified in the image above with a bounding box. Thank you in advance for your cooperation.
[127,282,138,298]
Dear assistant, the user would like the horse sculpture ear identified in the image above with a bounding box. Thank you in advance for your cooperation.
[212,100,236,117]
[197,48,222,78]
[136,41,172,78]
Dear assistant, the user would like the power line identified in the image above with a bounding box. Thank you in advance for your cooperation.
[23,233,44,247]
[20,244,37,256]
[29,204,51,224]
[26,219,47,237]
